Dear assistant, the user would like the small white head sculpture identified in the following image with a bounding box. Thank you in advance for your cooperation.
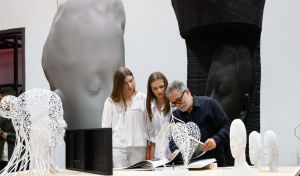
[230,119,250,173]
[249,131,262,168]
[0,88,67,175]
[263,130,278,172]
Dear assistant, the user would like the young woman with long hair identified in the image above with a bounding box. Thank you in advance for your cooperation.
[102,67,149,168]
[146,72,171,160]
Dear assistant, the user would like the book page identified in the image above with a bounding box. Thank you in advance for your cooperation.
[192,142,206,160]
[188,158,216,169]
[124,158,169,170]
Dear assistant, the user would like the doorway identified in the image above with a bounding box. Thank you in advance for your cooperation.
[0,28,25,95]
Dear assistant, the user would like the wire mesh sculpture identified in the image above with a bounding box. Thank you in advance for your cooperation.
[156,113,201,168]
[0,88,67,176]
[156,123,173,162]
[171,121,201,167]
[0,95,17,119]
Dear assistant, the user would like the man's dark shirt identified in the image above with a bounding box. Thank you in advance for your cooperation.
[0,116,16,160]
[169,96,230,166]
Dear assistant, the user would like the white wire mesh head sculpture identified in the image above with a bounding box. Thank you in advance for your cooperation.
[249,131,262,168]
[0,95,17,119]
[263,130,278,172]
[170,117,201,168]
[156,123,173,161]
[155,113,203,168]
[0,88,67,176]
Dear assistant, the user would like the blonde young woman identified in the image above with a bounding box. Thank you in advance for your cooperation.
[102,67,149,168]
[146,72,171,160]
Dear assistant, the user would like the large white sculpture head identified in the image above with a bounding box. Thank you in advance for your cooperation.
[42,0,125,129]
[249,131,262,167]
[263,130,278,172]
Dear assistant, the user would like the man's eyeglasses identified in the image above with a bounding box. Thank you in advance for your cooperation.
[171,89,186,107]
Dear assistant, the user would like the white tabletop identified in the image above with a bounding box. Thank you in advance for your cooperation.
[7,166,300,176]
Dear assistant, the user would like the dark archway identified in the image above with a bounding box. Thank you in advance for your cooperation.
[171,0,265,166]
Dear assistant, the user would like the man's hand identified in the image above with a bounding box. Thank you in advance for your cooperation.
[203,138,216,152]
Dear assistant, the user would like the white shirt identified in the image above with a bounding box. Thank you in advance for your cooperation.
[148,99,172,159]
[148,99,171,143]
[1,142,8,161]
[102,92,149,148]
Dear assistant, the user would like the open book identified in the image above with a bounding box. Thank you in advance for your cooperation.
[124,158,216,171]
[114,150,180,170]
[124,158,170,170]
[118,142,215,170]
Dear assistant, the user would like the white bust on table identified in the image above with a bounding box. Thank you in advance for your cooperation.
[263,130,278,172]
[249,131,262,168]
[230,119,251,175]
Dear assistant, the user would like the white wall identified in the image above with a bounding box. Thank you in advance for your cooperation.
[261,0,300,166]
[0,0,57,90]
[0,0,299,167]
[123,0,186,93]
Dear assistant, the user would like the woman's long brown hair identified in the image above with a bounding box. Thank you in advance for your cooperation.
[110,67,135,110]
[146,72,170,121]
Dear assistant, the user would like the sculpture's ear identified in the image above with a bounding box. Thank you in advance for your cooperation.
[240,93,250,121]
[54,89,64,102]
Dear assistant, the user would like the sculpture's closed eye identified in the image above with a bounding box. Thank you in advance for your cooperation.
[87,78,102,95]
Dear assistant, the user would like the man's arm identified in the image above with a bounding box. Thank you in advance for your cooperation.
[169,137,178,153]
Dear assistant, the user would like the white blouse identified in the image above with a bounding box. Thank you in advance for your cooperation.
[148,99,171,159]
[102,92,150,148]
[148,99,171,143]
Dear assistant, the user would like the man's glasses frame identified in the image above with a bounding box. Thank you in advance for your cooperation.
[171,89,186,107]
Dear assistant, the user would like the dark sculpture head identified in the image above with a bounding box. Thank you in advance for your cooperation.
[206,45,254,120]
